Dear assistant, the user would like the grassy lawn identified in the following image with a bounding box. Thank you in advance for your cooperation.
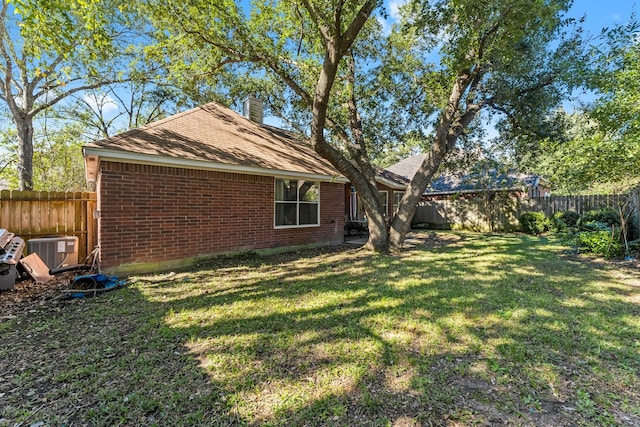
[1,231,639,426]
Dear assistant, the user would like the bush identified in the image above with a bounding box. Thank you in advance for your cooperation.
[519,211,550,235]
[581,208,620,227]
[551,210,581,232]
[578,229,622,258]
[581,220,611,232]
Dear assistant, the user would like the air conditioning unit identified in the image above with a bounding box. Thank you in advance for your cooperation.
[27,236,79,269]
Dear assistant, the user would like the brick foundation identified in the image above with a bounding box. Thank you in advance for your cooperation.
[97,162,345,270]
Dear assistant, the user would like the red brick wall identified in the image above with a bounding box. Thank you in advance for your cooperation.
[97,162,345,269]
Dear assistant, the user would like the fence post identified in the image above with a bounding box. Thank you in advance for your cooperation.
[632,187,640,241]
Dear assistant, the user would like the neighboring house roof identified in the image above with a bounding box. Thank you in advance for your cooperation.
[426,170,545,195]
[83,102,347,183]
[384,154,428,181]
[375,167,410,190]
[384,154,549,195]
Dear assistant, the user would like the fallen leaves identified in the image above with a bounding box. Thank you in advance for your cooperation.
[0,273,77,319]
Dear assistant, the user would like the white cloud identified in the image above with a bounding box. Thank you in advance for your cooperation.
[376,14,391,35]
[82,93,118,114]
[377,0,409,35]
[388,0,407,21]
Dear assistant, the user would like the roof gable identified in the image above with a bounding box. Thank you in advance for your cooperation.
[384,154,428,181]
[83,102,342,181]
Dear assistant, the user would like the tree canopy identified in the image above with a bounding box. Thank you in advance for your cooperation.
[140,0,583,251]
[0,0,143,189]
[526,19,640,194]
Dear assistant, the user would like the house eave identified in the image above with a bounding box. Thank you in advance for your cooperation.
[374,176,408,190]
[82,146,349,184]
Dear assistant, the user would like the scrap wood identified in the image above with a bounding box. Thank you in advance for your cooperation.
[19,253,55,283]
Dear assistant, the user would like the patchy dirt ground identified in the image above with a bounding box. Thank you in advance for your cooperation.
[0,272,83,319]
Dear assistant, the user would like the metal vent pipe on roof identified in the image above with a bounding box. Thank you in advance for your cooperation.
[243,95,264,125]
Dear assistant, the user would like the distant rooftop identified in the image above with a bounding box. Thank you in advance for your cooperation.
[384,154,548,195]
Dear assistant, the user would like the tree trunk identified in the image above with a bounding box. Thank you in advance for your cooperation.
[15,115,34,191]
[357,185,389,253]
[389,148,447,250]
[389,69,480,250]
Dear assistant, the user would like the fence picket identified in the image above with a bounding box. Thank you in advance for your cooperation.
[0,190,97,259]
[413,193,636,238]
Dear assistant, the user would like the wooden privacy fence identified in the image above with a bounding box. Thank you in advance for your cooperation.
[0,190,97,260]
[518,194,626,217]
[412,193,638,238]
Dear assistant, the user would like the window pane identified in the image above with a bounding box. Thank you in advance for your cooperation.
[275,179,298,201]
[299,181,319,202]
[393,191,403,213]
[299,203,319,225]
[394,192,403,204]
[275,203,297,226]
[380,191,388,216]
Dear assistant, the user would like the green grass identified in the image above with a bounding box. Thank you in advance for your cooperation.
[1,231,639,426]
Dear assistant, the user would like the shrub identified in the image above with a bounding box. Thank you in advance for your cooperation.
[551,210,581,232]
[581,220,611,232]
[578,229,622,258]
[581,208,620,227]
[519,211,550,235]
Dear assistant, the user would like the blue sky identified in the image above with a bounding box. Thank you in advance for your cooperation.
[379,0,637,34]
[567,0,637,34]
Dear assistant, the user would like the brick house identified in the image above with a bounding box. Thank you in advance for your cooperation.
[83,100,349,274]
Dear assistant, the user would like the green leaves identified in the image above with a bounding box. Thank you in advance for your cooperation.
[10,0,113,61]
[529,19,640,193]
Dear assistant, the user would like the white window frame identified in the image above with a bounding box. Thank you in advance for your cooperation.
[393,191,403,215]
[379,190,388,217]
[274,178,321,228]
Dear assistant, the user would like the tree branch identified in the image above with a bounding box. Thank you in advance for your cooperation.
[28,54,65,93]
[0,158,14,174]
[0,0,19,115]
[299,0,333,46]
[345,51,375,182]
[30,78,129,116]
[340,1,378,55]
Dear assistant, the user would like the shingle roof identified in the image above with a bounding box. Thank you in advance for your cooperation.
[83,102,343,181]
[426,170,537,194]
[376,167,410,188]
[385,154,546,194]
[384,154,428,181]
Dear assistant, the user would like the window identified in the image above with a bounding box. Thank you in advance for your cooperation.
[275,179,319,227]
[379,190,388,217]
[393,191,403,215]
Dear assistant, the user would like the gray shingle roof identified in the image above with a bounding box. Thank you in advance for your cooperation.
[385,154,546,195]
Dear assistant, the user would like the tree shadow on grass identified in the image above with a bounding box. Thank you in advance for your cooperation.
[2,232,638,426]
[129,232,640,426]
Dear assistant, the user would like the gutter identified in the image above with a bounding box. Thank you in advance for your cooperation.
[82,146,349,185]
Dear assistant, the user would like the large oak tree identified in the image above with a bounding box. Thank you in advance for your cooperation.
[147,0,582,252]
[0,0,141,190]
